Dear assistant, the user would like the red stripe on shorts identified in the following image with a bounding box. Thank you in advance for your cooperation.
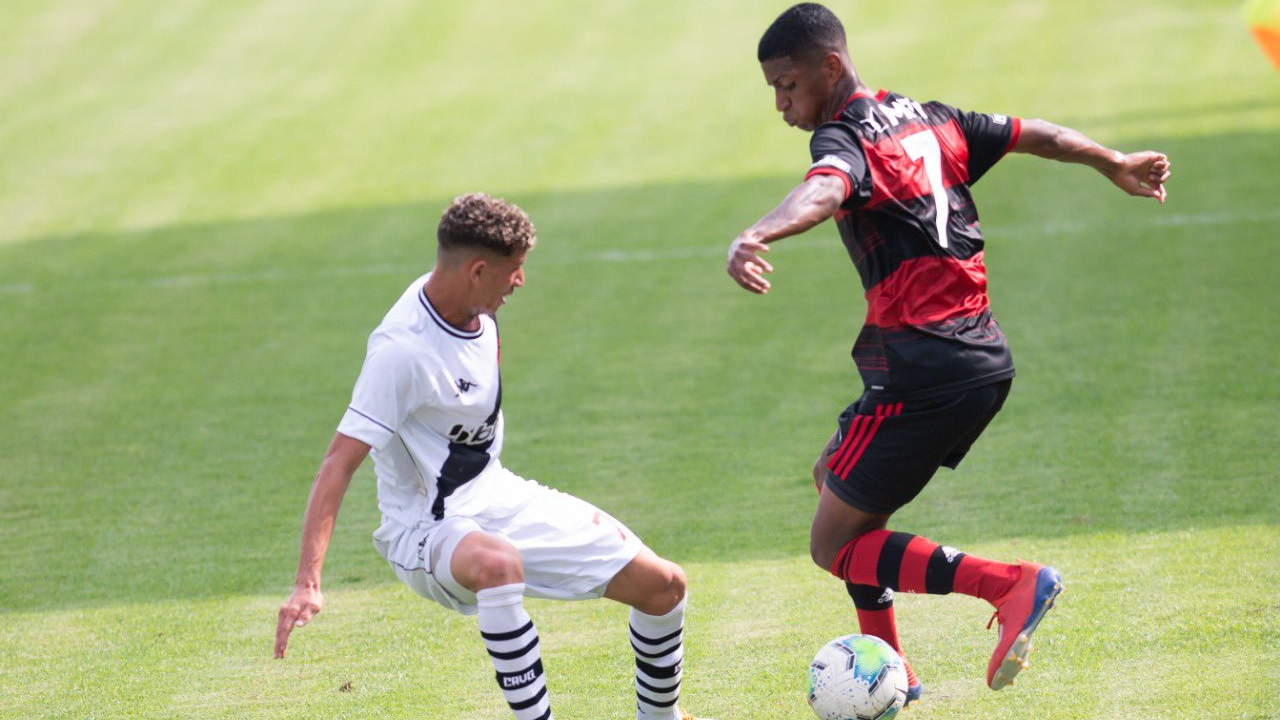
[836,413,885,478]
[827,413,872,478]
[833,403,904,480]
[832,405,881,479]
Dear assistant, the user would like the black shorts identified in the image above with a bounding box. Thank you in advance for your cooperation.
[823,379,1012,515]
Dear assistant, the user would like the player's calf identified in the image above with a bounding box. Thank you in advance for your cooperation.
[604,550,703,720]
[478,582,554,720]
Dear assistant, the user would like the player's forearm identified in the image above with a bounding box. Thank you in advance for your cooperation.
[1012,118,1123,176]
[292,452,358,588]
[740,175,844,244]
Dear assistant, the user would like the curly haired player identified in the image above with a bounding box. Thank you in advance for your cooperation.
[277,193,713,720]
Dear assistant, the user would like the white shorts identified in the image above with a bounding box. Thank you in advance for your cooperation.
[373,471,644,615]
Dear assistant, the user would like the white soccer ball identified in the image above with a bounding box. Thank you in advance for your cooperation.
[806,634,908,720]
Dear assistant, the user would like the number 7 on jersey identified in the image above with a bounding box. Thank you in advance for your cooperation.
[901,130,950,249]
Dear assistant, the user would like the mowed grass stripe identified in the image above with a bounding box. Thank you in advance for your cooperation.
[0,203,1276,297]
[1,526,1276,719]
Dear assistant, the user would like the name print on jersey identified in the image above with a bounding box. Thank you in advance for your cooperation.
[858,96,927,133]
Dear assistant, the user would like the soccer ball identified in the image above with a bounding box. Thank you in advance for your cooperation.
[806,634,908,720]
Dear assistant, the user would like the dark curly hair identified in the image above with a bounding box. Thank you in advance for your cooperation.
[757,3,846,64]
[437,193,536,257]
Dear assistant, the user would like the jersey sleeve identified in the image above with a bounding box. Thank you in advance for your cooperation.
[807,123,871,206]
[336,340,436,450]
[950,106,1021,185]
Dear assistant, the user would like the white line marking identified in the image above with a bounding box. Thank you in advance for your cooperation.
[0,208,1274,294]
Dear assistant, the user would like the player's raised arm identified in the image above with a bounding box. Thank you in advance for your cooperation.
[726,173,846,294]
[1012,118,1172,204]
[274,432,371,658]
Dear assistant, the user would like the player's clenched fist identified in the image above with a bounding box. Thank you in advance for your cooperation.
[274,585,323,658]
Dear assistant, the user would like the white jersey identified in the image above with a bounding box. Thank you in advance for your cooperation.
[336,273,537,529]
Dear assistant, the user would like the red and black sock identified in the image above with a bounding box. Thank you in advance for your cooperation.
[831,529,1020,604]
[846,582,919,688]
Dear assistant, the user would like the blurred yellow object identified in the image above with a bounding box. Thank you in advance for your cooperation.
[1244,0,1280,68]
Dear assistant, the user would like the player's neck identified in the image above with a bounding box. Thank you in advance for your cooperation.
[423,273,482,333]
[821,75,866,124]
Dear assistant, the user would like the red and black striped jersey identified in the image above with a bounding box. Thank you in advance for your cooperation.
[806,88,1021,399]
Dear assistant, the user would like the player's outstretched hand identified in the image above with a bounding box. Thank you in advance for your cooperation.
[275,584,323,658]
[1106,151,1171,204]
[727,236,773,294]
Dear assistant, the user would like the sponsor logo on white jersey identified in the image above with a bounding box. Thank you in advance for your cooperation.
[447,419,496,446]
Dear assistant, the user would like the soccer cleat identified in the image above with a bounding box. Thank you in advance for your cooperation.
[676,709,716,720]
[986,561,1063,690]
[900,658,922,708]
[904,681,923,708]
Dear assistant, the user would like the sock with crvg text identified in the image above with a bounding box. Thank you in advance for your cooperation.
[478,583,553,720]
[630,596,686,720]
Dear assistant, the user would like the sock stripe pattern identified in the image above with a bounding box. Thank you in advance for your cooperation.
[477,584,553,720]
[482,620,535,642]
[846,582,918,687]
[834,530,967,596]
[630,599,685,718]
[875,531,912,588]
[924,543,964,594]
[846,582,893,611]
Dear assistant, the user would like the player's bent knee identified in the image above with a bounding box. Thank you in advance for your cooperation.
[468,548,524,590]
[612,554,687,615]
[665,561,688,606]
[812,459,826,488]
[453,534,523,591]
[649,559,688,612]
[810,538,839,574]
[639,562,686,616]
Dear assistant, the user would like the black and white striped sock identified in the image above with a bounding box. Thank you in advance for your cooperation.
[477,583,552,720]
[630,597,685,720]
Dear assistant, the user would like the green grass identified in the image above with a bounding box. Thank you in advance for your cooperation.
[2,1,1278,718]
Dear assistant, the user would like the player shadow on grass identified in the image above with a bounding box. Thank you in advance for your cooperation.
[0,131,1276,613]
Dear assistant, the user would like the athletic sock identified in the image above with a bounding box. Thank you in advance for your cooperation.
[846,583,919,687]
[477,583,553,720]
[831,530,1020,605]
[629,596,686,720]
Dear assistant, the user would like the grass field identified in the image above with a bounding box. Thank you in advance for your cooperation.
[1,1,1278,718]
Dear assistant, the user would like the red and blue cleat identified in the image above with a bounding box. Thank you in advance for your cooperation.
[904,680,922,707]
[986,561,1063,690]
[901,659,922,708]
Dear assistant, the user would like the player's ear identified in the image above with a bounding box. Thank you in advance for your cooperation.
[821,51,842,83]
[467,256,488,283]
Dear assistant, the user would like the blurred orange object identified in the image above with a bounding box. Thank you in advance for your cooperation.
[1250,25,1280,68]
[1245,0,1280,68]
